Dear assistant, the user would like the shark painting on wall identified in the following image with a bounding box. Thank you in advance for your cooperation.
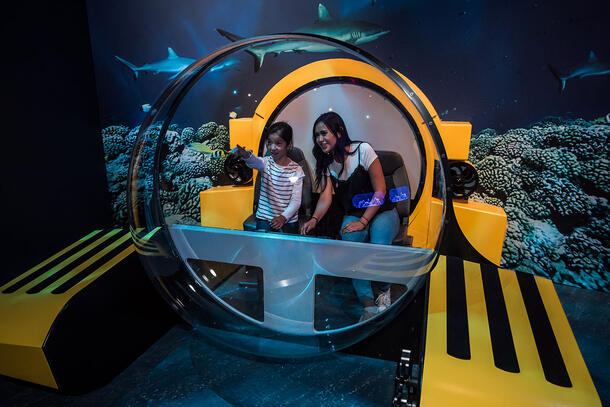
[86,0,610,131]
[115,50,240,81]
[549,51,610,92]
[217,3,389,72]
[115,47,196,80]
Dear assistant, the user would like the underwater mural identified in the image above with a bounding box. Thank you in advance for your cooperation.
[216,4,389,72]
[548,51,610,92]
[102,117,609,292]
[114,47,196,80]
[469,117,609,291]
[103,122,230,226]
[89,0,609,291]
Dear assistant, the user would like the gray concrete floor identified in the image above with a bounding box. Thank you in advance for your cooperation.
[0,283,607,406]
[554,284,609,405]
[0,325,396,407]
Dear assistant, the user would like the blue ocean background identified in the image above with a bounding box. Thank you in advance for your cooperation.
[88,0,609,291]
[86,0,610,131]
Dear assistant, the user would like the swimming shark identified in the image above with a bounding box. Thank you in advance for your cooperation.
[217,3,390,72]
[115,47,195,80]
[549,51,610,92]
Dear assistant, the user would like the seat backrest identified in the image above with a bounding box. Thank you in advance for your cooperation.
[252,146,313,218]
[375,150,410,222]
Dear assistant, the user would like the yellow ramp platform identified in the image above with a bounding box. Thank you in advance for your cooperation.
[420,256,601,406]
[0,228,175,393]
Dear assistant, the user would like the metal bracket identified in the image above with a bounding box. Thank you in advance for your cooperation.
[393,348,420,406]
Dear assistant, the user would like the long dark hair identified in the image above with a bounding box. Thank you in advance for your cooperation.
[312,112,355,188]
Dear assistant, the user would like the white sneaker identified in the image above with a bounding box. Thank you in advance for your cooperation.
[375,289,391,312]
[359,306,380,322]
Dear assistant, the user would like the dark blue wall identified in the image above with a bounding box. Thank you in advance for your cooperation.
[2,1,111,283]
[86,0,610,131]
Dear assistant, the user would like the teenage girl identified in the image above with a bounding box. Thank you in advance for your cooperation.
[233,122,305,233]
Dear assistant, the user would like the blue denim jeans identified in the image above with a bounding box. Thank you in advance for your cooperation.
[340,208,399,302]
[255,219,299,234]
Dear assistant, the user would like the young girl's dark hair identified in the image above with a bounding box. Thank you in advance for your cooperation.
[312,112,354,188]
[265,121,293,146]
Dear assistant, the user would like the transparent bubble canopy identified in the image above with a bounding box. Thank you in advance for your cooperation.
[128,34,449,358]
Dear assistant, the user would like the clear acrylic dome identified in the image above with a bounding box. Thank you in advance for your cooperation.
[128,34,449,358]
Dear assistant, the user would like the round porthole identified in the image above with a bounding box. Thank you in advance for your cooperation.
[128,34,450,358]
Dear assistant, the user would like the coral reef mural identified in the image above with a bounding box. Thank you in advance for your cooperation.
[103,122,230,226]
[103,116,609,292]
[469,118,609,291]
[92,0,609,292]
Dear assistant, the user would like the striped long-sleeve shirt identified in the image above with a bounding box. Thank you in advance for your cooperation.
[245,154,305,223]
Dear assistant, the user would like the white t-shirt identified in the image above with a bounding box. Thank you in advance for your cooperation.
[245,154,305,223]
[328,142,378,180]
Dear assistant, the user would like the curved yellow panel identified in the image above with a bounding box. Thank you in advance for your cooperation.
[209,58,505,260]
[249,58,441,248]
[453,200,507,265]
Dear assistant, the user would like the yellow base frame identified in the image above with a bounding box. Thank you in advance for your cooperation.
[421,256,601,406]
[0,228,156,389]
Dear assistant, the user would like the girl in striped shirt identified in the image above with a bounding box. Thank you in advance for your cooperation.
[234,122,305,233]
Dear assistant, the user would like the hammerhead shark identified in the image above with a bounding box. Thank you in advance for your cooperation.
[217,3,390,72]
[549,51,610,92]
[115,48,195,80]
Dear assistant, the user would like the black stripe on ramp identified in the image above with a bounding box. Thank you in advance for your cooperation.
[2,230,108,293]
[480,263,520,373]
[446,256,470,359]
[51,236,133,294]
[26,231,125,294]
[516,272,572,387]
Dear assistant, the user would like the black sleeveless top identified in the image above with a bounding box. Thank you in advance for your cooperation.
[329,143,395,218]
